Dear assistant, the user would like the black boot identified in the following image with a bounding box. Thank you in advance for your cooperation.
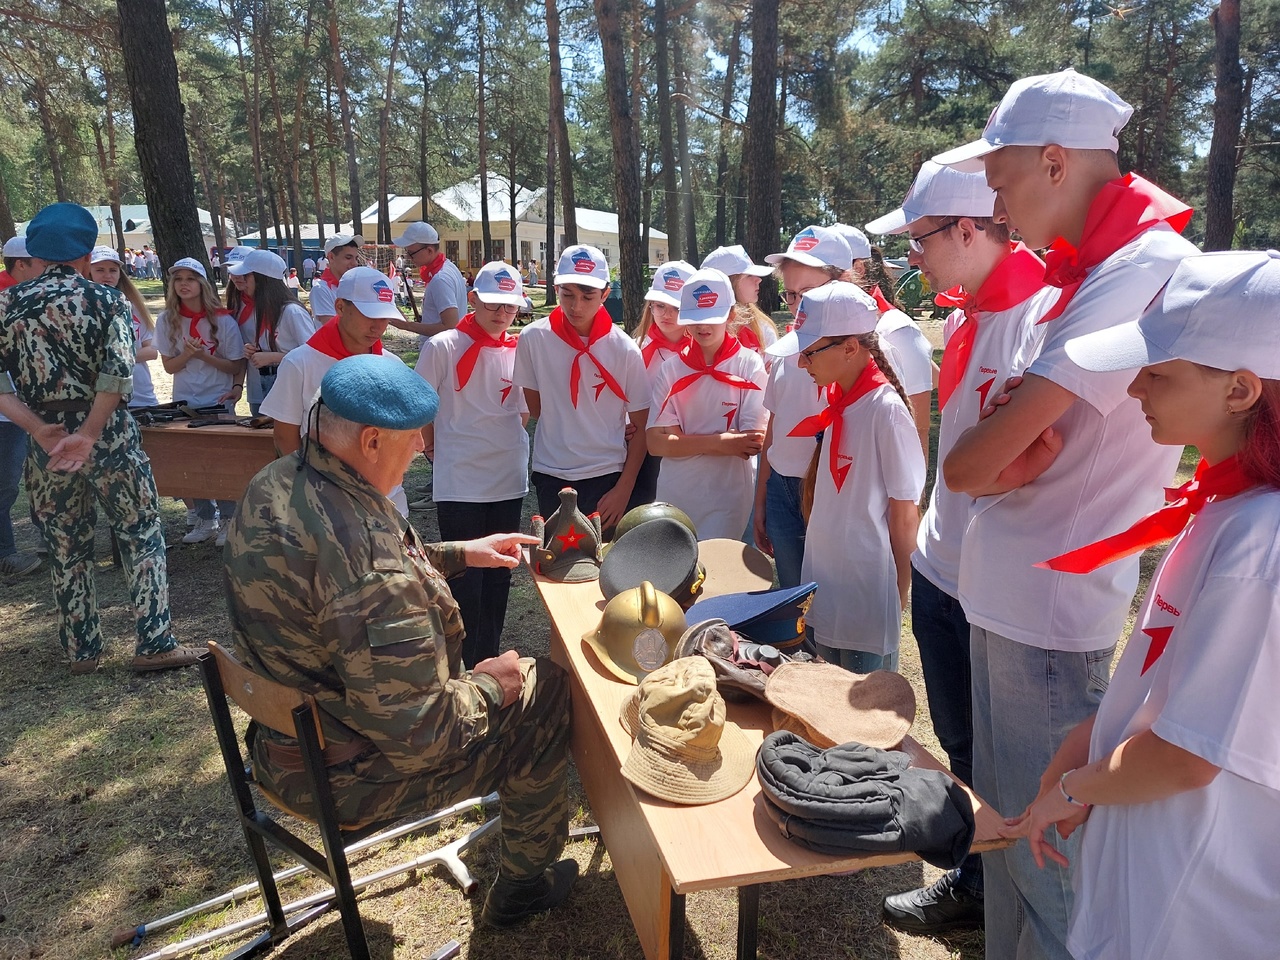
[481,859,579,929]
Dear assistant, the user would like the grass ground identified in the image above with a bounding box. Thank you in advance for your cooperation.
[0,304,1193,960]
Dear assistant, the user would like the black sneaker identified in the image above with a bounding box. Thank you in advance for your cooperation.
[882,871,983,935]
[481,859,578,929]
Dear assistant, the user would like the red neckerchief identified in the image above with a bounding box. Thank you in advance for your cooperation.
[934,242,1047,410]
[788,360,888,491]
[547,306,628,407]
[1038,456,1255,574]
[871,285,895,314]
[179,303,215,352]
[657,335,761,417]
[306,317,384,360]
[0,271,15,290]
[454,312,516,390]
[1038,173,1192,325]
[736,324,762,352]
[419,252,447,284]
[641,325,689,367]
[316,267,340,289]
[236,294,255,327]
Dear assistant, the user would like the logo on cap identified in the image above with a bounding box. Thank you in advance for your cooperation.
[691,284,718,309]
[795,308,807,328]
[572,250,596,273]
[496,272,517,291]
[373,280,394,303]
[793,229,819,252]
[662,271,685,291]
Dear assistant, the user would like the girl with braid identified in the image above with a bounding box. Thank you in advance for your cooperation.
[767,281,924,672]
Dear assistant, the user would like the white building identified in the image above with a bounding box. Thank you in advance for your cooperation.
[16,204,238,252]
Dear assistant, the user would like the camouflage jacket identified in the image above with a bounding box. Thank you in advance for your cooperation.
[224,447,505,776]
[0,265,134,403]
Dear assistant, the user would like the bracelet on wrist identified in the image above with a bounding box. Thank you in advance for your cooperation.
[1059,770,1091,809]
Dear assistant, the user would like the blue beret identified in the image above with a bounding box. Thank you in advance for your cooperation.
[320,355,439,429]
[26,203,99,263]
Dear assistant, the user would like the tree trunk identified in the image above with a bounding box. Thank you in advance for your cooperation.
[375,0,405,247]
[192,122,226,254]
[31,82,69,202]
[419,71,431,217]
[286,0,317,267]
[546,0,576,244]
[102,64,128,258]
[325,73,343,229]
[0,167,17,239]
[327,0,361,229]
[744,0,780,313]
[673,29,697,264]
[594,0,644,328]
[655,0,681,259]
[545,72,557,306]
[309,132,326,248]
[1205,0,1243,251]
[477,0,492,264]
[714,18,740,248]
[227,5,270,248]
[508,142,518,264]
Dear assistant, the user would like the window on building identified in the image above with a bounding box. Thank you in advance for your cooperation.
[468,240,482,269]
[446,240,460,263]
[493,239,505,262]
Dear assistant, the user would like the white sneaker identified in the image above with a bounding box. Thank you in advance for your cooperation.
[215,525,229,548]
[185,509,199,528]
[182,518,218,544]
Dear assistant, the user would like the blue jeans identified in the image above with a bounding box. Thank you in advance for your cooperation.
[971,625,1114,960]
[764,470,806,589]
[0,421,28,557]
[814,641,898,674]
[912,568,982,896]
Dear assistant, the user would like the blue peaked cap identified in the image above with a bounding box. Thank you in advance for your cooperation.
[685,581,818,648]
[320,354,439,429]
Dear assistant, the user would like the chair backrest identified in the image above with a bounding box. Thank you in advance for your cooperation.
[206,640,326,749]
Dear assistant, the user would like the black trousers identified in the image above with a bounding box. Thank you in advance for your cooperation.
[530,471,621,523]
[435,496,524,668]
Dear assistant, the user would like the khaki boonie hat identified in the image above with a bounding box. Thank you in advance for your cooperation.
[765,662,915,749]
[620,657,755,805]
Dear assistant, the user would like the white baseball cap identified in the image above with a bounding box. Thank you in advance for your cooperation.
[472,261,526,306]
[335,266,402,320]
[764,225,853,271]
[766,281,878,357]
[554,244,610,289]
[168,257,208,280]
[677,268,736,325]
[1065,250,1280,380]
[830,224,872,260]
[228,248,287,280]
[934,68,1134,173]
[324,233,365,256]
[89,245,121,264]
[225,245,250,263]
[700,245,773,278]
[645,260,697,307]
[865,161,998,235]
[391,221,440,248]
[3,236,29,258]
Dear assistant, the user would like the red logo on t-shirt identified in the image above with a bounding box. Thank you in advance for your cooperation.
[496,273,517,291]
[976,376,996,409]
[722,406,738,430]
[1140,625,1174,675]
[500,377,513,405]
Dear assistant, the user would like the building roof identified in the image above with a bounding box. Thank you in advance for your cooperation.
[15,204,236,238]
[237,222,355,244]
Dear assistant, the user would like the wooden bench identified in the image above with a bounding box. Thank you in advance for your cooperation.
[532,570,1011,960]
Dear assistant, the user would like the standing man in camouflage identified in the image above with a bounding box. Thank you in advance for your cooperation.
[0,203,198,675]
[223,354,578,928]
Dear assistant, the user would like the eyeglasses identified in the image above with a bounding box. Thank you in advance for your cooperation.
[798,338,846,362]
[907,220,959,254]
[478,301,519,315]
[783,285,821,303]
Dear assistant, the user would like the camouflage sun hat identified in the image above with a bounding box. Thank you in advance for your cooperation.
[528,488,603,582]
[584,581,687,685]
[600,516,705,609]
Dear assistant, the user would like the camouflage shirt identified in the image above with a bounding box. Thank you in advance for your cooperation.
[224,447,505,776]
[0,264,134,403]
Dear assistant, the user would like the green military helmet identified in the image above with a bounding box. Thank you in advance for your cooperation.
[611,501,697,544]
[583,581,687,685]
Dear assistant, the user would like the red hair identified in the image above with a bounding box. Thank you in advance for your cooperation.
[1240,378,1280,489]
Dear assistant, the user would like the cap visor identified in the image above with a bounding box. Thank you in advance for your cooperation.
[553,272,608,290]
[346,300,403,320]
[227,261,253,276]
[763,251,825,269]
[1064,321,1174,373]
[744,264,775,277]
[765,331,800,357]
[474,291,526,306]
[677,309,730,325]
[931,139,997,173]
[645,290,681,307]
[864,208,911,235]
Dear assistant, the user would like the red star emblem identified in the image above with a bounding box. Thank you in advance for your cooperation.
[555,524,585,551]
[975,376,997,410]
[1140,625,1174,675]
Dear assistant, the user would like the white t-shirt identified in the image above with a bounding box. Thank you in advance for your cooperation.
[912,289,1053,597]
[416,326,529,503]
[154,309,244,408]
[417,260,468,349]
[309,276,338,322]
[763,357,825,478]
[876,308,934,397]
[240,302,316,404]
[1069,486,1280,960]
[802,383,925,655]
[650,345,768,539]
[956,227,1197,651]
[512,317,650,480]
[129,311,159,408]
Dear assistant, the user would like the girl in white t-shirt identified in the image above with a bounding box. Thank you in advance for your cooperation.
[227,250,316,414]
[700,245,779,364]
[767,281,924,673]
[647,268,767,540]
[1001,251,1280,960]
[631,260,695,508]
[155,257,246,545]
[87,246,159,409]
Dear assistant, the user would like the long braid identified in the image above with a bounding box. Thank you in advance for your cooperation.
[856,333,912,417]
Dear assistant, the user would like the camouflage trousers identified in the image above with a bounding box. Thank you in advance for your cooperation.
[253,656,572,880]
[25,410,175,662]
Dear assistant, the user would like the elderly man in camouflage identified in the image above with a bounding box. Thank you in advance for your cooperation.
[223,353,578,928]
[0,203,197,675]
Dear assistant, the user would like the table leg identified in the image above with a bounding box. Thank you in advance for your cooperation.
[736,884,760,960]
[669,888,686,960]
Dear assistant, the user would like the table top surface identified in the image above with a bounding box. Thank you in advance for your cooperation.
[139,420,274,439]
[532,567,1012,894]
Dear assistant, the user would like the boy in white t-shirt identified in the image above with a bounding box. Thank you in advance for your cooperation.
[934,68,1198,960]
[415,262,529,667]
[868,161,1053,935]
[390,221,467,348]
[513,244,650,529]
[309,234,364,324]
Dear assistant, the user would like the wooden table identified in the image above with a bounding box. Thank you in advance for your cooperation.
[139,422,277,501]
[532,570,1011,960]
